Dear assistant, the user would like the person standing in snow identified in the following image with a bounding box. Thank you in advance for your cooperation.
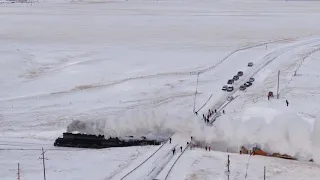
[169,138,172,144]
[215,109,217,113]
[205,146,207,151]
[180,146,183,152]
[223,110,225,114]
[286,100,289,107]
[172,148,176,155]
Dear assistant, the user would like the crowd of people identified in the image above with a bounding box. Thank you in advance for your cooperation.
[199,108,225,124]
[170,136,215,155]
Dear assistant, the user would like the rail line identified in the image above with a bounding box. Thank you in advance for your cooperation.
[163,144,190,180]
[118,135,173,180]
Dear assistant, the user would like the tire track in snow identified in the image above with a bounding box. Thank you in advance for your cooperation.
[207,36,320,125]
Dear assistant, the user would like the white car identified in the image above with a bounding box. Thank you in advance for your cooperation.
[226,85,234,92]
[227,96,234,101]
[249,77,255,82]
[222,85,228,91]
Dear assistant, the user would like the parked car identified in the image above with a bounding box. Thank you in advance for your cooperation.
[248,62,254,67]
[238,71,244,76]
[227,85,234,92]
[233,75,239,81]
[249,77,255,82]
[222,85,228,91]
[227,79,234,84]
[239,85,246,91]
[244,82,252,87]
[227,96,234,101]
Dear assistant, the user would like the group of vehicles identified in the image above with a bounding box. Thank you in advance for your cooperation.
[222,62,255,92]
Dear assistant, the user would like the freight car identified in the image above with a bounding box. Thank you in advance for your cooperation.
[54,133,161,149]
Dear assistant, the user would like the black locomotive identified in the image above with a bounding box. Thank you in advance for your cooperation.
[54,133,161,149]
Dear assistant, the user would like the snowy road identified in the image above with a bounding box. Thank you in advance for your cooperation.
[207,36,320,124]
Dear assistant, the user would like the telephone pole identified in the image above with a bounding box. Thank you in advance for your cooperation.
[39,148,48,180]
[227,155,230,180]
[17,163,20,180]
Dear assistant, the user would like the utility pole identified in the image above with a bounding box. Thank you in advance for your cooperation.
[227,155,230,180]
[39,148,48,180]
[264,166,266,180]
[17,163,20,180]
[277,70,280,99]
[193,72,200,113]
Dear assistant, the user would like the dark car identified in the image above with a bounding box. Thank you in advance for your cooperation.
[227,86,234,92]
[233,75,239,81]
[238,71,244,76]
[227,79,234,84]
[249,77,255,82]
[248,62,253,67]
[244,82,252,87]
[239,85,246,91]
[222,85,228,91]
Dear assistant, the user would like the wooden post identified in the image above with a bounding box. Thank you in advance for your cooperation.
[277,70,280,99]
[264,166,266,180]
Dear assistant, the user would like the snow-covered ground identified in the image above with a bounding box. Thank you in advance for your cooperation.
[168,149,320,180]
[1,0,320,179]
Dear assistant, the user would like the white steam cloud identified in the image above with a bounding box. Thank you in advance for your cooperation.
[67,105,320,163]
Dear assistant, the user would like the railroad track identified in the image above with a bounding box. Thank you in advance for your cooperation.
[115,135,175,180]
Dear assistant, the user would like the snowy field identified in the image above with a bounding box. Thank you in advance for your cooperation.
[1,0,320,179]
